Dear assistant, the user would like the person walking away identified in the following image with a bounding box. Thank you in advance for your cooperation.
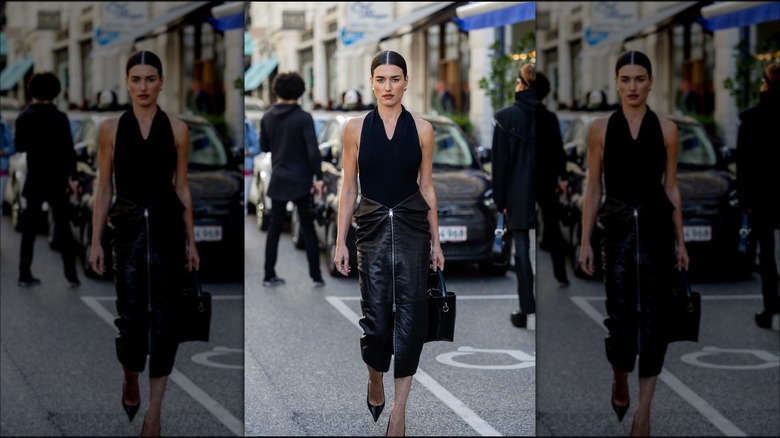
[333,50,445,436]
[493,63,537,330]
[535,71,570,287]
[736,62,780,330]
[15,72,80,288]
[89,50,200,436]
[259,71,325,287]
[578,51,689,436]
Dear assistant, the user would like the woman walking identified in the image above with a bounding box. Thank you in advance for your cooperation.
[90,50,199,436]
[333,50,444,436]
[578,50,689,436]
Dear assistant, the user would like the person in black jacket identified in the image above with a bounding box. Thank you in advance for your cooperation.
[536,71,570,287]
[493,63,537,330]
[260,72,325,287]
[15,72,80,288]
[736,62,780,330]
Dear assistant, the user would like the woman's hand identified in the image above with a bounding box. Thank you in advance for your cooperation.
[578,243,595,276]
[90,243,105,276]
[430,249,445,272]
[187,240,200,272]
[334,243,351,276]
[676,242,690,272]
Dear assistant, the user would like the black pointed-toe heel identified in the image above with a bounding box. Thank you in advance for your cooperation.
[611,381,629,422]
[122,381,140,422]
[366,381,385,422]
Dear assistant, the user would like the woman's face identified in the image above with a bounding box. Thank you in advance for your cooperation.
[615,64,652,107]
[371,64,407,107]
[126,64,163,107]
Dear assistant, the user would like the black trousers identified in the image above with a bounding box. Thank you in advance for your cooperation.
[19,192,78,281]
[264,194,322,281]
[513,229,536,315]
[539,199,569,282]
[748,214,779,314]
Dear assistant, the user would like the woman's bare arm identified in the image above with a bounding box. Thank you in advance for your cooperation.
[89,117,118,275]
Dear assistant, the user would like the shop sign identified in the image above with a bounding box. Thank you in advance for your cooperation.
[590,2,638,33]
[101,2,149,34]
[346,2,393,34]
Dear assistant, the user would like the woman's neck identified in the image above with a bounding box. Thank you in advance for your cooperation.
[376,103,402,122]
[622,103,647,121]
[133,103,158,121]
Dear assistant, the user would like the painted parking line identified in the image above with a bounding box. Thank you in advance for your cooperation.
[81,295,244,437]
[326,294,525,437]
[570,295,759,437]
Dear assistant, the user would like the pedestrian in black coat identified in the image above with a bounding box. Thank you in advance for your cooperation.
[259,71,325,287]
[535,72,570,286]
[736,62,780,330]
[492,63,536,330]
[15,72,80,287]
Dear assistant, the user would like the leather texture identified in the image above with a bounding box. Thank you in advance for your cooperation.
[109,188,186,378]
[599,194,676,378]
[355,191,431,378]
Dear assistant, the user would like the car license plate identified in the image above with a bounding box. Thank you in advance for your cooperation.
[195,225,222,242]
[439,226,467,242]
[684,225,711,242]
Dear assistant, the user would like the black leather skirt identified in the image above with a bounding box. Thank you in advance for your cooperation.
[109,190,186,378]
[599,195,676,378]
[355,191,431,378]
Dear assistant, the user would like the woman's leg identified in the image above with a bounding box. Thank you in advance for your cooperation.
[631,375,657,436]
[367,365,385,407]
[142,376,169,436]
[387,376,412,436]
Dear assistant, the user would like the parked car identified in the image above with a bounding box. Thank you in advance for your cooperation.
[298,112,507,277]
[70,112,243,282]
[248,110,354,231]
[553,110,750,281]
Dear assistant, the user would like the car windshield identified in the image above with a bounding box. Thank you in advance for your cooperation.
[430,121,475,168]
[676,121,718,168]
[188,122,228,167]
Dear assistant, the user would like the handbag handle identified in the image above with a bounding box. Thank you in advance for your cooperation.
[435,268,450,313]
[679,269,691,298]
[188,270,203,298]
[495,212,506,236]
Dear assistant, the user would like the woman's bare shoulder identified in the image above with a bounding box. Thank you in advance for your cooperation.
[411,113,433,136]
[656,113,679,135]
[165,113,189,137]
[98,115,120,135]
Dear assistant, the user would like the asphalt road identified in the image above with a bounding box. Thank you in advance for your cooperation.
[0,215,244,436]
[534,236,780,437]
[244,214,536,436]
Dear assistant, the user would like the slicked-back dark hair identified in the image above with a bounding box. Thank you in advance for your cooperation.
[272,72,306,100]
[27,72,61,101]
[126,50,163,77]
[615,50,652,77]
[371,50,407,77]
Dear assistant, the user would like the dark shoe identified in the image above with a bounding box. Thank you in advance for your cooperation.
[122,381,140,422]
[313,278,325,288]
[611,380,629,423]
[367,379,385,422]
[67,277,81,288]
[755,311,775,329]
[18,276,41,287]
[510,310,527,328]
[556,275,570,287]
[262,277,285,287]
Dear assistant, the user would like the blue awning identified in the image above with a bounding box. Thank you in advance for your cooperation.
[700,2,780,31]
[1,57,34,91]
[454,2,535,31]
[244,56,279,91]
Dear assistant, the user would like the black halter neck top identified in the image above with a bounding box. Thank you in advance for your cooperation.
[114,106,178,207]
[358,106,422,208]
[603,107,667,207]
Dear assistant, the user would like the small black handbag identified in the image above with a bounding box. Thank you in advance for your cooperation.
[425,268,456,343]
[176,270,212,343]
[666,270,701,343]
[491,212,511,266]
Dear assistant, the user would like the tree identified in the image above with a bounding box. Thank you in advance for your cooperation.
[479,32,536,112]
[723,31,780,112]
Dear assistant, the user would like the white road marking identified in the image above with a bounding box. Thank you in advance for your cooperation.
[570,295,749,437]
[326,295,517,437]
[81,295,244,436]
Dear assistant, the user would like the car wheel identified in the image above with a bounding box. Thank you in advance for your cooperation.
[479,262,510,276]
[291,207,305,249]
